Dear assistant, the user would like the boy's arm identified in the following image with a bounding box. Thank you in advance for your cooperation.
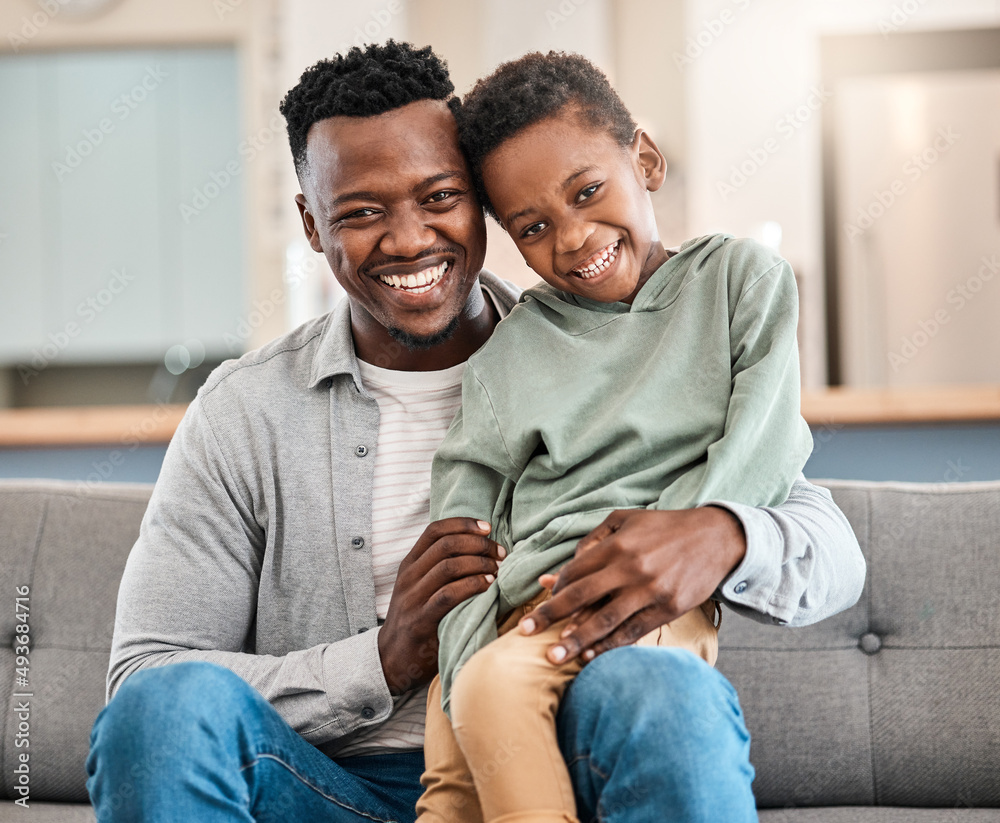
[521,251,864,657]
[430,366,522,550]
[653,255,813,510]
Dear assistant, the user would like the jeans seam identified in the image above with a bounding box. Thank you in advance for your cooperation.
[240,752,399,823]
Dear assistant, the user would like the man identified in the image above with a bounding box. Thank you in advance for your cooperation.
[86,41,865,822]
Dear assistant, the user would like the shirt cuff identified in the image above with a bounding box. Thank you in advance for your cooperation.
[319,626,394,739]
[700,499,790,625]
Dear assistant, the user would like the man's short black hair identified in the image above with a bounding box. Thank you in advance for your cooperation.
[279,40,457,180]
[457,51,637,221]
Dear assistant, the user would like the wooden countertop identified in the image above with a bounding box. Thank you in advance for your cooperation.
[1,386,999,447]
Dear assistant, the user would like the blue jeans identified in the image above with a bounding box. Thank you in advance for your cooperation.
[87,649,756,822]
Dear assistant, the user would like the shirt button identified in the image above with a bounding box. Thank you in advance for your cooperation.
[351,536,365,549]
[733,580,748,594]
[772,617,787,626]
[355,445,369,457]
[859,632,882,655]
[361,706,375,720]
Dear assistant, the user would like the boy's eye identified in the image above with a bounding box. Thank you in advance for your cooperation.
[577,184,600,202]
[521,221,546,238]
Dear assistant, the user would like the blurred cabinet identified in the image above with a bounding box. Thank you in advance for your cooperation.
[0,47,246,368]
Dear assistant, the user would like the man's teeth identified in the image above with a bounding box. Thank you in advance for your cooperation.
[573,242,619,278]
[378,261,449,293]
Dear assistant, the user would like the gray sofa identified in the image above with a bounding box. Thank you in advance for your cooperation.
[1,478,998,821]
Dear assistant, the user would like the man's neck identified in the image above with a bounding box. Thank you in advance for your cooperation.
[353,283,500,372]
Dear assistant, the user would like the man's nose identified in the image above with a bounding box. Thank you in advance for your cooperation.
[379,206,437,258]
[553,215,593,256]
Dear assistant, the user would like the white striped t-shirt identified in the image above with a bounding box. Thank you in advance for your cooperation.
[335,358,466,757]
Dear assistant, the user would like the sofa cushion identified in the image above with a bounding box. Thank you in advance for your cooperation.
[0,481,153,803]
[759,808,1000,822]
[719,480,1000,810]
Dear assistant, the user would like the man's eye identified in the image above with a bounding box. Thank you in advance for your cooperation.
[577,184,600,202]
[521,222,546,238]
[342,208,376,220]
[426,190,456,204]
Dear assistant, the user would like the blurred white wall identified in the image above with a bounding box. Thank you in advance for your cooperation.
[683,0,1000,386]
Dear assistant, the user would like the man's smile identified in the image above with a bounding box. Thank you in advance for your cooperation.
[374,260,451,295]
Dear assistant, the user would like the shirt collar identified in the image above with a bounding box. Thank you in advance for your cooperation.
[306,270,521,392]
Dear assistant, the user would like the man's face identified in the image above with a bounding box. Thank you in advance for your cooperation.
[295,99,488,357]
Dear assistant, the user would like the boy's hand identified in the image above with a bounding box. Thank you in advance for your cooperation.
[518,507,745,664]
[379,518,505,694]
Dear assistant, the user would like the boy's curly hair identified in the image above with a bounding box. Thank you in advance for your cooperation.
[279,40,457,180]
[456,51,637,221]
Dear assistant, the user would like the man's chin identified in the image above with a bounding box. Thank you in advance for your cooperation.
[387,315,461,351]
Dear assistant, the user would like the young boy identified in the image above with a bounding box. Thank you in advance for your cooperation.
[416,52,813,823]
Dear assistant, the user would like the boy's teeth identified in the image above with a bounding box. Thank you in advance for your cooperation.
[378,261,449,292]
[573,241,619,278]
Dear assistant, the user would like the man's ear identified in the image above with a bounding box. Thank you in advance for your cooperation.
[295,193,324,253]
[631,128,667,193]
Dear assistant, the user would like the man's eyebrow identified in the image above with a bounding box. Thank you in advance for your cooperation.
[330,171,467,210]
[504,166,597,226]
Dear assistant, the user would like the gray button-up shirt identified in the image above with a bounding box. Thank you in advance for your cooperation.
[108,271,865,756]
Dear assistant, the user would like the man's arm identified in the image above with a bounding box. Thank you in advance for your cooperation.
[520,478,864,662]
[708,476,866,627]
[109,396,502,747]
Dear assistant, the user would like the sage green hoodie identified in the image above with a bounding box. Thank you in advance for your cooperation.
[431,233,813,714]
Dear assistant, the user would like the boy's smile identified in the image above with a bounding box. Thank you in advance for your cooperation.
[480,106,669,304]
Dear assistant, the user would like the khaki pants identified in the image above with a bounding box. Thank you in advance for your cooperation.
[416,595,720,823]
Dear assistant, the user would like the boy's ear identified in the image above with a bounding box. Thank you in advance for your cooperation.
[631,128,667,193]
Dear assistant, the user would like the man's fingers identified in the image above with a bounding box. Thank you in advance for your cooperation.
[406,529,505,581]
[411,517,494,556]
[544,597,646,664]
[519,577,614,635]
[415,553,500,605]
[582,608,665,660]
[573,511,624,555]
[425,572,497,621]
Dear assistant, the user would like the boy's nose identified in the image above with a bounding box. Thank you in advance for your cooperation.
[379,207,436,258]
[553,217,593,257]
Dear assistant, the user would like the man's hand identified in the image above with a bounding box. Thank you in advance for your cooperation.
[378,518,505,694]
[519,507,745,665]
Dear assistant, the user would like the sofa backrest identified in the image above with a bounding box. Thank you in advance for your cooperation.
[0,480,153,802]
[3,478,999,806]
[718,480,1000,810]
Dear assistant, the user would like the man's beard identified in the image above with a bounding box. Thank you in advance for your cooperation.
[386,315,461,351]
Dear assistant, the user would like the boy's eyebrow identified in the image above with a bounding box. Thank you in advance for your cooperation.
[503,165,597,225]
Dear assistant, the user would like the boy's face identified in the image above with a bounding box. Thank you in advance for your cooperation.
[481,106,668,304]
